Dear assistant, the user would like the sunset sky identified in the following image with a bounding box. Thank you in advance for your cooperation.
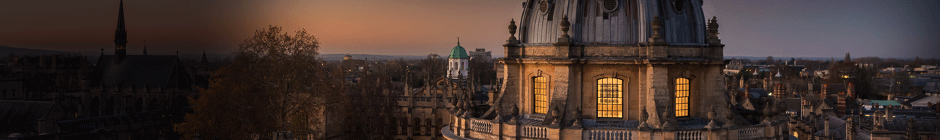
[1,0,937,58]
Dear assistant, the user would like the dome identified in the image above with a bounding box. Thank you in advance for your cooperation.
[517,0,707,45]
[449,44,469,59]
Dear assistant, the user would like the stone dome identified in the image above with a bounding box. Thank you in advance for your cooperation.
[517,0,707,45]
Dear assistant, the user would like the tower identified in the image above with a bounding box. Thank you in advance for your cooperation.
[447,38,469,79]
[114,0,128,59]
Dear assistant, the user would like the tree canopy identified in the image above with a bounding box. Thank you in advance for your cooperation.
[175,26,342,139]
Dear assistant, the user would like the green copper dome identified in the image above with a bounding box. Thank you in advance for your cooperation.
[449,44,469,59]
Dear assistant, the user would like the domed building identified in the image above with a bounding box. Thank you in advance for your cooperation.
[443,0,789,139]
[448,41,469,79]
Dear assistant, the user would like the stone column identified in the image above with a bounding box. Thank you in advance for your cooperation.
[549,64,575,125]
[498,60,521,108]
[645,64,668,128]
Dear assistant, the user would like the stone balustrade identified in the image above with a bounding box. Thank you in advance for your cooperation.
[444,116,786,140]
[586,129,634,140]
[520,125,548,139]
[470,119,493,133]
[675,130,706,140]
[736,126,764,140]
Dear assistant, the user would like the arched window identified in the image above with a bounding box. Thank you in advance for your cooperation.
[597,78,623,118]
[413,118,421,135]
[426,119,432,134]
[399,118,407,135]
[533,76,549,114]
[675,78,690,117]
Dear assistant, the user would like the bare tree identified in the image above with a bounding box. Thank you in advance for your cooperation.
[175,26,343,139]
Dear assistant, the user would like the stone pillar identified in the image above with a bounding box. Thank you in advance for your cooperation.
[463,117,472,137]
[708,66,730,118]
[645,64,668,128]
[498,60,521,108]
[549,64,578,126]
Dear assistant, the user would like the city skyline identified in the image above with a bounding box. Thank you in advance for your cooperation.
[1,0,938,58]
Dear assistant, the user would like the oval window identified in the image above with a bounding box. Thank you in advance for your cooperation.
[602,0,618,12]
[539,1,550,14]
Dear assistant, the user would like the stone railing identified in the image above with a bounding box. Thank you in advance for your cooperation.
[520,125,548,139]
[441,125,464,140]
[675,130,706,140]
[470,119,493,133]
[585,129,634,140]
[736,126,764,140]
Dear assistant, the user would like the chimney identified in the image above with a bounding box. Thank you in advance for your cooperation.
[822,84,829,99]
[847,83,854,97]
[744,85,750,98]
[838,92,847,116]
[824,116,830,137]
[885,106,894,120]
[846,117,855,140]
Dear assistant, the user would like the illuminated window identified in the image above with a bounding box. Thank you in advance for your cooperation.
[675,78,690,117]
[597,78,623,118]
[533,77,549,114]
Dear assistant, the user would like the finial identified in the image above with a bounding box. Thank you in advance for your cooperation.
[707,16,722,45]
[508,19,517,41]
[652,16,662,38]
[100,48,104,55]
[457,37,460,45]
[560,15,570,40]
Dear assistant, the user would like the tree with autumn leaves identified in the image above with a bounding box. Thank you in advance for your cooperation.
[174,26,344,139]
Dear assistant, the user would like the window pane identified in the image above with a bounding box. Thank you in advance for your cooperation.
[534,77,549,114]
[597,78,623,118]
[675,78,690,117]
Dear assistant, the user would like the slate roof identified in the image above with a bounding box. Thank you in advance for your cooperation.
[0,100,59,132]
[902,94,930,106]
[91,55,193,89]
[813,115,846,138]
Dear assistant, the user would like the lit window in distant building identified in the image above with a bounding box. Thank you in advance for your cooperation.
[597,78,623,118]
[533,76,549,114]
[675,78,690,117]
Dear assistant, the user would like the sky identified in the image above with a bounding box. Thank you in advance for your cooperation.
[1,0,937,58]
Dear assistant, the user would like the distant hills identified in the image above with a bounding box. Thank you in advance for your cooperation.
[0,45,918,61]
[319,54,425,61]
[0,45,72,56]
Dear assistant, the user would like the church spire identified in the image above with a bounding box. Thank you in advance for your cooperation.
[142,40,147,55]
[114,0,128,58]
[201,51,208,64]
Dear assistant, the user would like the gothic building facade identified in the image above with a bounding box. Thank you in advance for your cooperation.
[444,0,789,139]
[54,1,196,139]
